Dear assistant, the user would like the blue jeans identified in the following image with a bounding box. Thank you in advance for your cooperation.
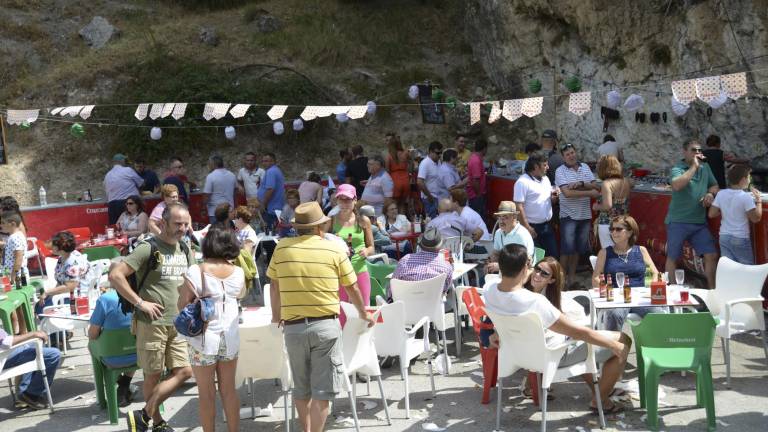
[2,344,61,397]
[604,307,667,331]
[422,197,438,219]
[559,217,591,255]
[719,234,754,264]
[530,221,558,258]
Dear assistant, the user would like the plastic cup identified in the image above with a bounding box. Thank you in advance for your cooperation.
[680,288,690,303]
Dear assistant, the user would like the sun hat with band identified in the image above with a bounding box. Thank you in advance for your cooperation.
[494,201,518,216]
[418,227,443,252]
[291,202,331,228]
[335,183,357,200]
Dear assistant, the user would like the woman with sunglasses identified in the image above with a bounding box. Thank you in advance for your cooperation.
[116,194,148,238]
[527,257,586,324]
[592,215,662,330]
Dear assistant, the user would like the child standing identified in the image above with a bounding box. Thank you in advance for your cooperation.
[709,165,763,264]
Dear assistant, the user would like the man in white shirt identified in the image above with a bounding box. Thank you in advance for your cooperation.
[486,201,534,273]
[450,188,490,242]
[427,198,472,239]
[514,151,559,258]
[236,151,265,201]
[417,141,444,218]
[202,155,237,225]
[104,153,144,225]
[555,144,601,286]
[597,135,624,162]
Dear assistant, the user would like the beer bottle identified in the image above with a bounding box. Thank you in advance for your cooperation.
[606,274,614,301]
[598,274,607,298]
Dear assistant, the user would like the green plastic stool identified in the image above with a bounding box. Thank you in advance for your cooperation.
[83,246,121,262]
[629,313,718,431]
[366,261,396,305]
[0,290,36,332]
[89,328,140,424]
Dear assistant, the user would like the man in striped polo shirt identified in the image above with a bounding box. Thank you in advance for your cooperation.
[268,202,373,432]
[555,144,601,286]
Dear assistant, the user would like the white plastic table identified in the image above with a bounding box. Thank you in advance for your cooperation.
[38,305,92,355]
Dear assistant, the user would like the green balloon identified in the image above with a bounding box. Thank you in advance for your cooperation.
[19,121,31,130]
[565,76,582,92]
[431,88,445,101]
[70,123,85,138]
[445,96,457,109]
[528,79,542,94]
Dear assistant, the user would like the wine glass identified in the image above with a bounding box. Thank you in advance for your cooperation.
[615,272,626,290]
[675,269,685,287]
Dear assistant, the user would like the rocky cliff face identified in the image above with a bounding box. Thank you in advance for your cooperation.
[463,0,768,171]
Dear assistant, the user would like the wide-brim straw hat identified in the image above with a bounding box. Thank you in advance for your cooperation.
[494,200,518,216]
[291,202,331,228]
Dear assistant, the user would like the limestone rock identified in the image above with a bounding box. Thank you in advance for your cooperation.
[257,14,282,33]
[78,16,120,49]
[199,27,219,46]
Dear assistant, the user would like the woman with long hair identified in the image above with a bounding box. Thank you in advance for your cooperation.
[593,155,632,248]
[116,195,149,238]
[525,257,586,321]
[385,133,411,214]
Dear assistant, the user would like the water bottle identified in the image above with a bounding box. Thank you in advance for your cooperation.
[39,186,47,206]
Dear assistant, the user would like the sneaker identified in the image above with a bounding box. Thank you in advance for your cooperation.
[152,420,175,432]
[19,392,47,410]
[127,409,150,432]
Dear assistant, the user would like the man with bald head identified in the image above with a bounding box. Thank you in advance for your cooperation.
[426,198,476,239]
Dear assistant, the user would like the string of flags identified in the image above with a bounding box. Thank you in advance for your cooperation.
[0,71,754,136]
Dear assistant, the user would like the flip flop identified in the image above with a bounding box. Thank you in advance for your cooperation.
[609,388,627,397]
[590,401,626,416]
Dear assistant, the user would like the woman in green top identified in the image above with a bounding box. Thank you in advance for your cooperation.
[333,184,374,322]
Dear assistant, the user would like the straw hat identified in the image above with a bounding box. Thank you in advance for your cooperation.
[494,201,518,216]
[291,202,331,228]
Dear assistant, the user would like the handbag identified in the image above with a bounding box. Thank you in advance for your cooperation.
[174,265,216,339]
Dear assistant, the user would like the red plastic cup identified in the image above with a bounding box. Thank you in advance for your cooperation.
[680,289,690,303]
[76,297,89,315]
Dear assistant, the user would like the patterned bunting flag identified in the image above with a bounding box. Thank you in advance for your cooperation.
[568,92,591,116]
[134,104,149,120]
[695,76,722,104]
[720,72,747,99]
[469,103,481,125]
[161,103,175,118]
[488,102,501,124]
[346,105,367,119]
[6,109,39,125]
[171,103,187,120]
[521,97,543,117]
[229,104,250,119]
[300,106,319,121]
[50,107,64,116]
[267,105,288,120]
[502,99,523,122]
[149,103,164,120]
[79,105,96,120]
[670,79,696,105]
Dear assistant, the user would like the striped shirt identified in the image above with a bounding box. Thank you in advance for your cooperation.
[555,162,595,220]
[266,235,357,321]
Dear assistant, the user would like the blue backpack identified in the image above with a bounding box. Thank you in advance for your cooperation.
[174,265,216,339]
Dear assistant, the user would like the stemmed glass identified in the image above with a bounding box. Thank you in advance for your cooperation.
[615,272,626,290]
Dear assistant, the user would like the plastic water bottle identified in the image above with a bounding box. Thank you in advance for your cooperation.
[38,186,47,206]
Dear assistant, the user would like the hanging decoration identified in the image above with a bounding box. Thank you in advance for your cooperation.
[528,78,542,94]
[70,123,85,138]
[6,109,39,125]
[445,96,457,109]
[606,90,621,109]
[78,105,96,120]
[336,112,349,123]
[229,104,250,119]
[346,105,367,119]
[134,104,149,120]
[50,107,65,116]
[171,103,187,120]
[150,127,162,140]
[695,76,722,104]
[408,85,419,99]
[366,101,377,115]
[487,102,502,124]
[273,121,285,135]
[623,94,644,111]
[160,103,175,118]
[224,126,236,140]
[564,76,582,92]
[300,106,319,121]
[469,103,481,125]
[671,79,697,105]
[720,72,747,99]
[149,103,164,120]
[431,88,445,101]
[502,99,523,122]
[19,121,32,130]
[670,96,689,116]
[267,105,288,120]
[521,97,543,117]
[61,106,84,117]
[292,118,304,131]
[203,103,231,120]
[708,91,729,109]
[568,92,592,116]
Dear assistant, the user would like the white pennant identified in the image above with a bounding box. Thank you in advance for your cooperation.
[720,72,747,99]
[161,103,175,118]
[267,105,288,120]
[502,99,523,122]
[50,107,64,116]
[488,102,502,124]
[695,76,722,104]
[521,97,543,117]
[670,79,696,105]
[315,106,333,118]
[149,103,164,120]
[300,106,319,121]
[171,103,187,120]
[469,103,481,125]
[568,92,591,116]
[229,104,250,118]
[331,106,351,115]
[134,104,149,120]
[79,105,96,120]
[212,103,231,120]
[6,109,39,125]
[346,105,367,119]
[63,106,84,117]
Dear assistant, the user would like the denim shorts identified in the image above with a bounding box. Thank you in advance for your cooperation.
[666,222,716,260]
[718,234,754,265]
[559,217,592,255]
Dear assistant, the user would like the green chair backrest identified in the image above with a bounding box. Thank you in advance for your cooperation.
[629,313,717,350]
[0,290,27,312]
[367,261,396,285]
[88,328,137,360]
[534,247,545,264]
[83,246,121,262]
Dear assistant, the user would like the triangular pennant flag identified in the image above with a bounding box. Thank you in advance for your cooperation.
[203,103,216,120]
[50,107,64,116]
[171,103,187,120]
[469,103,481,125]
[695,76,722,104]
[488,102,502,124]
[315,106,333,118]
[161,103,175,118]
[79,105,96,120]
[63,106,84,117]
[331,106,351,115]
[670,79,696,105]
[6,109,39,125]
[267,105,288,120]
[134,104,149,120]
[212,103,231,120]
[720,72,747,100]
[521,97,543,117]
[300,106,319,121]
[346,105,367,119]
[149,103,164,120]
[502,99,523,122]
[568,92,592,116]
[229,104,250,119]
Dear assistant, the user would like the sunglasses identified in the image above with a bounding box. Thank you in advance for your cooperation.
[126,202,136,205]
[609,226,626,232]
[533,265,552,277]
[560,143,575,152]
[690,147,703,153]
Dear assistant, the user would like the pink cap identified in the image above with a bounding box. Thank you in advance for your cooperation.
[336,183,357,200]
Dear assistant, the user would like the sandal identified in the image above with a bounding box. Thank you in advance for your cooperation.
[609,388,627,398]
[590,401,626,416]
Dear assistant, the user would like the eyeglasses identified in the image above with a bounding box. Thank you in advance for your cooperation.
[690,147,703,153]
[560,143,575,152]
[609,226,626,232]
[533,265,552,277]
[126,202,136,206]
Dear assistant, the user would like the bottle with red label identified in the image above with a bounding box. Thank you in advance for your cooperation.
[598,274,607,298]
[69,289,77,315]
[650,273,667,305]
[606,274,614,301]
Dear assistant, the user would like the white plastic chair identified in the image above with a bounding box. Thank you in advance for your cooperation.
[192,224,211,244]
[25,237,44,276]
[483,274,500,292]
[43,257,59,291]
[338,303,392,430]
[486,311,606,432]
[561,290,596,328]
[235,323,293,431]
[464,239,493,263]
[0,338,54,413]
[589,255,597,270]
[389,274,451,374]
[366,253,390,265]
[689,257,768,387]
[371,299,435,418]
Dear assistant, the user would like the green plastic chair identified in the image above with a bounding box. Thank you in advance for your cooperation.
[366,261,396,306]
[83,246,121,262]
[88,328,139,424]
[534,247,545,264]
[629,313,718,431]
[0,290,36,333]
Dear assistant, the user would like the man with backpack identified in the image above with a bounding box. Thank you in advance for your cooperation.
[109,203,196,432]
